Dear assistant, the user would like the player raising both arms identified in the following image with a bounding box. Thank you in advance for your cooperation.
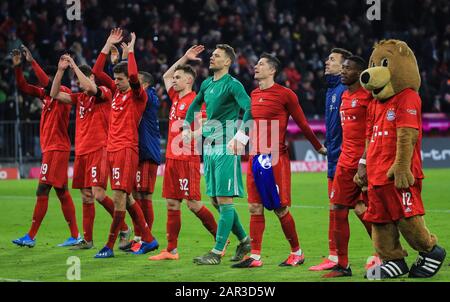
[232,53,327,268]
[49,54,131,250]
[109,44,159,253]
[11,46,81,248]
[149,45,219,261]
[91,28,158,258]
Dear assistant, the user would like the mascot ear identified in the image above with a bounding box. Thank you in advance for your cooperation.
[396,41,411,56]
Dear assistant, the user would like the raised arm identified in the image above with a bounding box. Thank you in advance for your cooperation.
[120,42,129,61]
[92,28,123,91]
[127,32,139,86]
[286,91,325,154]
[127,32,146,103]
[12,49,45,98]
[22,45,50,87]
[65,55,98,97]
[163,45,204,91]
[49,56,72,103]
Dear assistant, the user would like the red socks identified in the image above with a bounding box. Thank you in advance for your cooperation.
[127,202,154,243]
[82,203,95,242]
[28,195,49,239]
[333,208,350,268]
[106,210,126,249]
[132,199,142,237]
[194,206,217,238]
[279,212,300,252]
[250,214,265,254]
[140,199,155,232]
[167,209,181,252]
[328,208,337,257]
[56,190,79,238]
[98,196,129,232]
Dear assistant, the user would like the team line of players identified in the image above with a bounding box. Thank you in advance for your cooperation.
[10,29,434,278]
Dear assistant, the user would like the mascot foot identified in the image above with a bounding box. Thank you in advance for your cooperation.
[365,258,409,279]
[409,245,446,278]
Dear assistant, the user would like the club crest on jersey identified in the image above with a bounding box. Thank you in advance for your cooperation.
[179,103,186,110]
[257,154,272,169]
[386,109,396,121]
[351,99,357,107]
[332,94,337,103]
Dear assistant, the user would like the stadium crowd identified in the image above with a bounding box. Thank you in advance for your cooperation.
[0,0,449,121]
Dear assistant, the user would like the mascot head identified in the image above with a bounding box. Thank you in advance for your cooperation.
[360,39,421,100]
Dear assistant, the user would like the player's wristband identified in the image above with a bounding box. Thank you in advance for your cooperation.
[359,158,366,165]
[234,130,249,145]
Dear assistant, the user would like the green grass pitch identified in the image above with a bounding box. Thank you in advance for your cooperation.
[0,169,449,282]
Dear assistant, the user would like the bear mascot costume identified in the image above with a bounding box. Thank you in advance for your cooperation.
[355,39,446,279]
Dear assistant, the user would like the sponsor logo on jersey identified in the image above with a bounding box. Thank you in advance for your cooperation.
[407,109,417,115]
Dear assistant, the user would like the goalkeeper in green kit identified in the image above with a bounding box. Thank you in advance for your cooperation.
[182,44,252,265]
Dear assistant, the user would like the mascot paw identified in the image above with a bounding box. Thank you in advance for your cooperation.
[387,164,415,189]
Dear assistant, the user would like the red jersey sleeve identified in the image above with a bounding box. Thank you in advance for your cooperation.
[15,66,46,98]
[396,91,421,130]
[92,52,116,93]
[285,89,322,151]
[31,60,49,88]
[127,52,147,102]
[95,86,112,104]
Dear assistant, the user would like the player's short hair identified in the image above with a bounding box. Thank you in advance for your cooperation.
[112,62,128,77]
[78,65,92,77]
[346,55,367,71]
[260,52,281,77]
[139,71,154,86]
[174,64,197,79]
[331,48,352,62]
[216,44,236,63]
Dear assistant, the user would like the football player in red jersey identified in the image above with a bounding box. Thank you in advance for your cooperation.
[322,56,380,278]
[149,45,219,261]
[91,29,158,258]
[49,54,131,250]
[232,53,327,268]
[11,46,81,248]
